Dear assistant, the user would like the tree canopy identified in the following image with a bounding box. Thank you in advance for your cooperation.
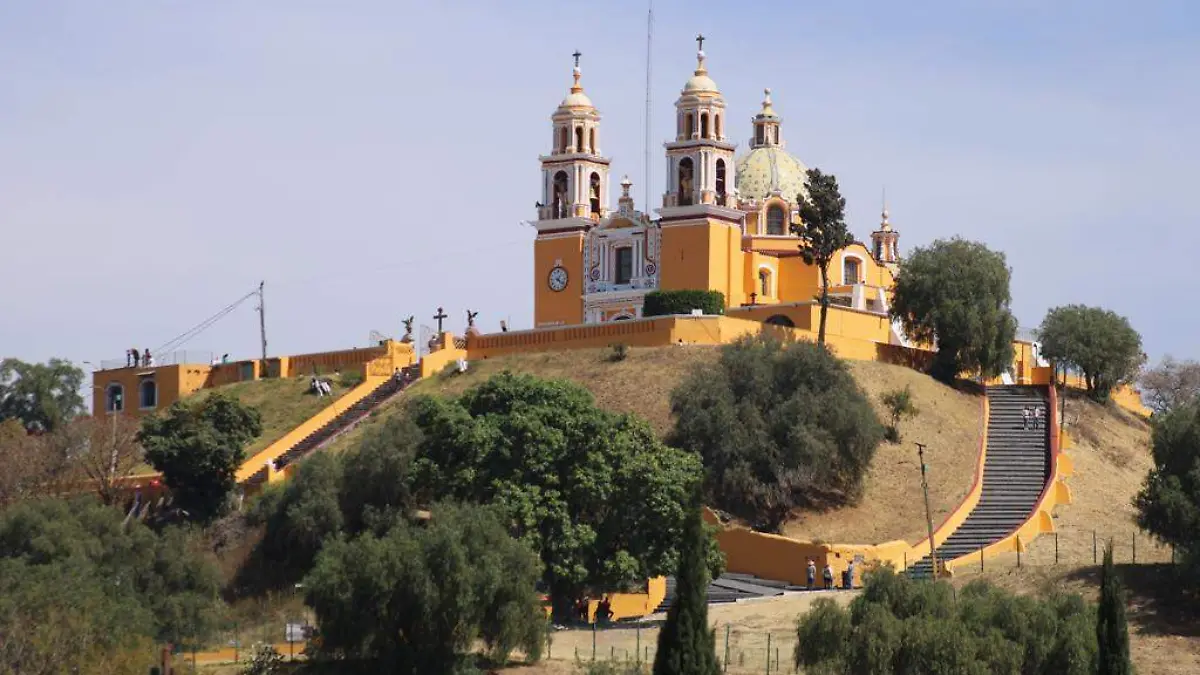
[0,497,222,670]
[304,502,545,673]
[1039,304,1144,401]
[669,332,883,531]
[652,506,720,675]
[794,568,1097,675]
[139,392,262,523]
[889,238,1017,382]
[1141,356,1200,415]
[407,372,707,619]
[0,357,85,433]
[793,167,854,347]
[1134,399,1200,590]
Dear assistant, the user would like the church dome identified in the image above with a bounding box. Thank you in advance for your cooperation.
[557,66,594,111]
[681,51,719,94]
[735,146,809,203]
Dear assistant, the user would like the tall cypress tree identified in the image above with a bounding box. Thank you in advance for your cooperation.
[1097,543,1132,675]
[653,506,720,675]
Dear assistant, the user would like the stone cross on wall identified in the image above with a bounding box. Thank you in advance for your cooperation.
[433,307,448,333]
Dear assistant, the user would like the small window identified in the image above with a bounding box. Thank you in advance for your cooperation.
[575,126,584,152]
[700,112,710,139]
[590,172,601,215]
[714,113,722,139]
[677,157,694,206]
[684,113,695,139]
[558,126,568,153]
[715,159,726,201]
[759,268,772,297]
[844,257,862,284]
[589,128,596,153]
[615,247,634,285]
[105,384,124,412]
[766,205,785,235]
[874,240,883,260]
[139,379,157,409]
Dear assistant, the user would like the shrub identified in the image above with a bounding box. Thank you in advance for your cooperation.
[794,568,1097,675]
[880,385,919,443]
[240,644,284,675]
[607,343,629,362]
[338,370,366,389]
[669,332,884,530]
[643,290,725,317]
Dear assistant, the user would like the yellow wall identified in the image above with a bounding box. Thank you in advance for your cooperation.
[534,233,585,327]
[659,220,745,307]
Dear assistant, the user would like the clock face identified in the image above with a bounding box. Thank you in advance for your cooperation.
[548,266,569,292]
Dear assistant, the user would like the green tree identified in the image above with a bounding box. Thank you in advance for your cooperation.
[338,412,422,535]
[1096,544,1133,675]
[408,372,707,621]
[792,168,855,348]
[889,238,1018,383]
[794,598,852,673]
[880,385,919,443]
[0,357,85,432]
[304,502,545,673]
[1039,305,1144,402]
[652,506,720,675]
[669,332,884,531]
[1134,398,1200,587]
[139,392,262,523]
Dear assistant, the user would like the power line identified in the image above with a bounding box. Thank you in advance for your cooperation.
[153,289,258,355]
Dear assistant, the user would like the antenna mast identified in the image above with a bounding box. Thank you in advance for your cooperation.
[643,0,653,210]
[257,281,268,361]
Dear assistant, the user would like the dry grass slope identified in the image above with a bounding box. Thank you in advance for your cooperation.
[324,347,983,547]
[193,375,350,458]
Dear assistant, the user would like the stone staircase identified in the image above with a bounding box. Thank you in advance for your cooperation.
[271,367,418,472]
[652,573,806,614]
[908,385,1050,578]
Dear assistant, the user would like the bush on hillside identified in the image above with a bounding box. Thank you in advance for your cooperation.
[794,568,1097,675]
[643,290,725,317]
[0,497,222,670]
[669,332,884,531]
[407,372,714,621]
[1134,399,1200,592]
[889,238,1018,383]
[303,502,545,673]
[881,385,919,443]
[1039,304,1145,402]
[140,392,262,523]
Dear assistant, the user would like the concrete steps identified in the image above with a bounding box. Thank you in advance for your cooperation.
[908,385,1051,578]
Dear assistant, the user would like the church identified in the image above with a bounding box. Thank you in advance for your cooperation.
[531,41,902,328]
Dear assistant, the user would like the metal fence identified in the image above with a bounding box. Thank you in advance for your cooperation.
[546,623,799,674]
[944,528,1175,574]
[98,350,214,370]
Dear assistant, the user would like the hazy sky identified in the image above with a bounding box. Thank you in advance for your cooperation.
[2,0,1196,373]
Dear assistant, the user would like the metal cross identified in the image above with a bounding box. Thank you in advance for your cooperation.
[572,50,581,68]
[433,307,448,333]
[695,34,705,51]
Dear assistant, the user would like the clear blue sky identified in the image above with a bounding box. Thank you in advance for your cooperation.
[2,0,1196,371]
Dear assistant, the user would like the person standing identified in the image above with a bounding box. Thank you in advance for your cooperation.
[1034,405,1044,430]
[126,349,133,367]
[822,561,834,590]
[132,348,140,367]
[143,348,153,367]
[1021,405,1030,430]
[806,558,817,590]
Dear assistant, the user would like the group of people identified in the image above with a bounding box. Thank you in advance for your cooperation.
[125,348,152,367]
[572,596,614,625]
[1021,404,1046,430]
[310,376,333,397]
[806,557,856,590]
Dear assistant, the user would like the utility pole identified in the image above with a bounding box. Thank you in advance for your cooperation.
[257,281,268,361]
[916,442,938,577]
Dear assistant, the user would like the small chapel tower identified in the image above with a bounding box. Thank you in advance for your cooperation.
[870,205,901,266]
[531,53,611,328]
[750,88,782,149]
[657,37,746,307]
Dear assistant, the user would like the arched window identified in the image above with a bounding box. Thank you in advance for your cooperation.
[715,159,726,202]
[714,113,722,139]
[139,379,157,409]
[684,113,694,139]
[700,112,710,139]
[766,205,786,235]
[843,256,862,284]
[574,126,584,152]
[755,125,764,146]
[677,157,694,206]
[589,128,596,154]
[589,172,601,216]
[874,240,883,260]
[552,171,569,218]
[558,126,568,153]
[765,314,795,327]
[759,268,772,297]
[105,383,124,413]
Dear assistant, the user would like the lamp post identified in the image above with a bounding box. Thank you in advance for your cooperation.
[916,442,938,577]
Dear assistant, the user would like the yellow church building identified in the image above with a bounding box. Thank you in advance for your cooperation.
[531,44,902,330]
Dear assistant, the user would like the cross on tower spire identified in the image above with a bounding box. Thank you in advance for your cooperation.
[695,34,705,52]
[572,50,581,68]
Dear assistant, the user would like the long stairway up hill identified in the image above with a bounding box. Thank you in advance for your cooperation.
[908,385,1051,577]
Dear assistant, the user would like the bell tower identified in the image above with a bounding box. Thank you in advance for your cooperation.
[870,204,901,267]
[532,52,610,328]
[657,36,746,307]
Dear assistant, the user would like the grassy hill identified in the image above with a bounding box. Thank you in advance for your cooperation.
[324,346,984,547]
